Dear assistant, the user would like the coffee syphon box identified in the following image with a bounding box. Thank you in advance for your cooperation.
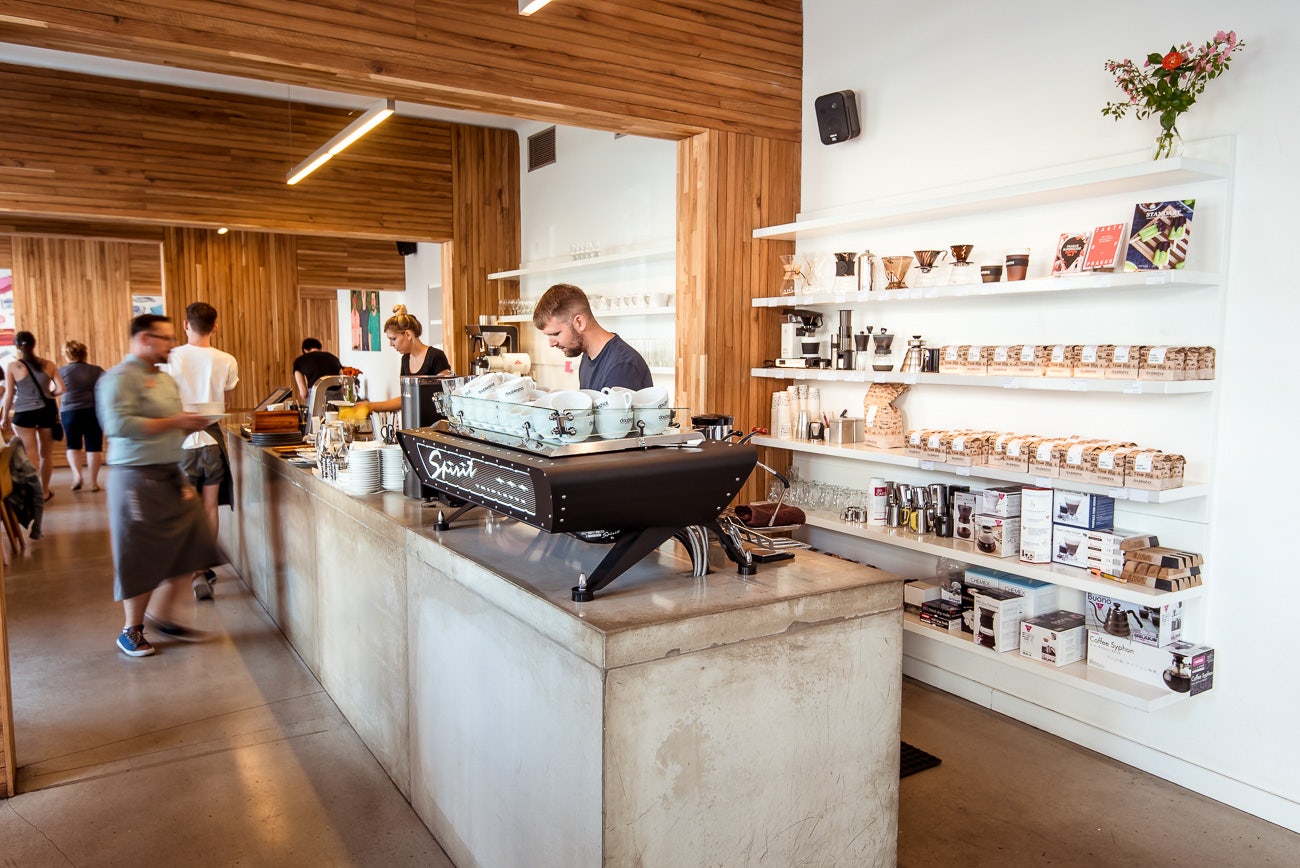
[1085,592,1182,647]
[1086,632,1214,696]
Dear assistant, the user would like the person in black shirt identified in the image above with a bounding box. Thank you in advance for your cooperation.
[532,283,653,391]
[358,305,453,414]
[292,338,344,401]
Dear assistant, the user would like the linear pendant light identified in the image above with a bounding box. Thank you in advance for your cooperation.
[286,99,396,185]
[519,0,554,15]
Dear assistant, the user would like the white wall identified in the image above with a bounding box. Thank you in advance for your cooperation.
[513,124,677,391]
[803,0,1300,829]
[335,242,442,402]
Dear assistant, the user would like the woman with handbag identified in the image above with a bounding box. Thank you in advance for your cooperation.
[2,330,66,499]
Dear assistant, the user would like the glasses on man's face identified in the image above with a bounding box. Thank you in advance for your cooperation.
[144,332,177,343]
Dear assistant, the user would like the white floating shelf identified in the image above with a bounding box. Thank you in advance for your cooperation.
[901,614,1187,712]
[750,435,1208,503]
[749,368,1215,395]
[496,306,675,323]
[750,269,1221,307]
[800,512,1203,604]
[753,153,1230,241]
[489,244,674,279]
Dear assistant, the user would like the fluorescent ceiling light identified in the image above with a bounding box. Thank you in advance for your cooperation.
[286,98,396,185]
[519,0,554,15]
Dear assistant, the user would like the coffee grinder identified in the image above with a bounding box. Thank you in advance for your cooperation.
[871,328,895,371]
[833,309,855,370]
[777,308,827,368]
[464,322,528,375]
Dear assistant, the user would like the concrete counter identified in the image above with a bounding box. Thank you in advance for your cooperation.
[221,431,904,867]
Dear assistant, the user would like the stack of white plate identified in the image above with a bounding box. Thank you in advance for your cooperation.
[337,447,381,496]
[380,444,406,491]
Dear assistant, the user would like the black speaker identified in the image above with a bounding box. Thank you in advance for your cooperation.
[814,90,861,145]
[396,241,418,256]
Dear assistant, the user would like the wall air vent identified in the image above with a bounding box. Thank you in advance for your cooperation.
[528,126,557,171]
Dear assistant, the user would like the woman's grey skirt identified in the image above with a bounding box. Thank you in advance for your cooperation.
[107,464,222,601]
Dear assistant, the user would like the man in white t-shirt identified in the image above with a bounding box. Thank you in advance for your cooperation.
[165,301,239,600]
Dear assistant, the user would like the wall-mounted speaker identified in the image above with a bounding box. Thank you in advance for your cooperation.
[814,90,861,145]
[396,241,418,256]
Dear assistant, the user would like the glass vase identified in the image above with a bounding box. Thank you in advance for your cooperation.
[1152,126,1184,160]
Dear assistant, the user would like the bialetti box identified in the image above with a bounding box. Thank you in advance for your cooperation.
[1052,489,1114,530]
[1085,592,1182,647]
[1020,610,1087,667]
[1087,632,1214,695]
[1019,487,1053,564]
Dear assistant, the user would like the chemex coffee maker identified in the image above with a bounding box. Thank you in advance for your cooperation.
[464,320,530,375]
[777,308,829,368]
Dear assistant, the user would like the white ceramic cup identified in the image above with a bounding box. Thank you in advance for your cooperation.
[595,408,634,439]
[550,390,593,413]
[559,410,595,443]
[632,386,669,409]
[633,407,672,434]
[581,388,611,410]
[497,377,534,403]
[602,387,635,409]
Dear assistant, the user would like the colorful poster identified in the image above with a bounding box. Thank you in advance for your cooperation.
[131,294,165,316]
[351,290,381,351]
[0,268,13,347]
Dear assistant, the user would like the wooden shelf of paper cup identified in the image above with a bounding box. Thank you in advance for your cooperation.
[749,367,1215,395]
[795,508,1201,604]
[748,435,1208,504]
[488,243,675,280]
[749,269,1222,308]
[750,151,1230,241]
[898,612,1186,711]
[496,306,676,323]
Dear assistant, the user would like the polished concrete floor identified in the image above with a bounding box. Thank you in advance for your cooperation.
[3,468,1297,866]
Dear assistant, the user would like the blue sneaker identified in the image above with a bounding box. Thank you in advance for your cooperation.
[117,626,155,657]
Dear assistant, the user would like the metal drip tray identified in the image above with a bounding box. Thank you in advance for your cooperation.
[431,419,704,457]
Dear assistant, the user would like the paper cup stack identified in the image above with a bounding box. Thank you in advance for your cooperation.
[381,444,407,491]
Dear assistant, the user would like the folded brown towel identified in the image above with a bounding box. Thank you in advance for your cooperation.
[734,502,806,528]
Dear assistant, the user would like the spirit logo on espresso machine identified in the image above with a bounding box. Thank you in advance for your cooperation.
[412,441,537,516]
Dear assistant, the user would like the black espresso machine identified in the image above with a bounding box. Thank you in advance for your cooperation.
[398,422,761,600]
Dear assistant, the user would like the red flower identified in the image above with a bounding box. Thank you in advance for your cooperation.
[1162,50,1184,70]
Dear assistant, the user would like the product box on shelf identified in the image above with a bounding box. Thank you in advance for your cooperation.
[1053,489,1115,530]
[1086,632,1214,696]
[953,490,981,542]
[1043,344,1081,378]
[861,383,907,449]
[1012,344,1047,377]
[1075,344,1112,379]
[1019,487,1054,564]
[964,566,1058,617]
[1090,445,1135,487]
[1085,592,1182,647]
[919,599,964,633]
[988,434,1039,473]
[936,582,976,634]
[1125,546,1203,569]
[904,429,933,460]
[973,514,1020,558]
[1028,439,1067,478]
[972,587,1024,653]
[1196,346,1217,380]
[1124,451,1186,490]
[963,344,992,374]
[939,345,966,375]
[1121,561,1203,592]
[924,430,950,462]
[1138,346,1188,381]
[982,485,1022,517]
[1020,610,1087,667]
[1052,524,1090,569]
[904,579,942,614]
[945,431,992,467]
[988,346,1016,376]
[1103,345,1146,380]
[1088,528,1160,555]
[1060,441,1128,485]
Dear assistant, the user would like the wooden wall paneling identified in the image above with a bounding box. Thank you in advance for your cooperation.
[299,297,341,359]
[295,237,407,294]
[443,125,521,375]
[0,560,13,799]
[0,64,455,240]
[0,236,10,270]
[0,2,802,142]
[163,228,300,409]
[677,130,798,503]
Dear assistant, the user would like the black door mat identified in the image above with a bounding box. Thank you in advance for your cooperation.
[900,741,941,779]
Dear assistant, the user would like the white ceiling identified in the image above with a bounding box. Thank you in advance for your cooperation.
[0,42,533,131]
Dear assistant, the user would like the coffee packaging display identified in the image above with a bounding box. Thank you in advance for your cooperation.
[988,346,1016,376]
[861,382,907,449]
[919,341,1215,380]
[1196,346,1216,379]
[1019,487,1054,564]
[905,428,934,459]
[1020,610,1087,667]
[1075,344,1112,378]
[1103,345,1146,380]
[982,485,1022,517]
[962,344,993,374]
[1052,489,1114,530]
[1028,438,1075,478]
[1087,632,1213,696]
[1052,525,1091,569]
[1124,451,1186,490]
[973,514,1020,558]
[972,587,1025,652]
[1012,344,1047,376]
[1060,441,1138,485]
[944,430,993,466]
[988,434,1042,472]
[952,490,980,541]
[1043,344,1081,378]
[1138,346,1188,381]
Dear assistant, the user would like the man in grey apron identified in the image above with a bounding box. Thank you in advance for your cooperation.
[96,314,221,658]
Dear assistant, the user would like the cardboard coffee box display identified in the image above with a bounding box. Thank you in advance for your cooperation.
[944,430,992,466]
[1019,487,1054,564]
[1012,344,1049,377]
[1138,346,1188,381]
[1090,444,1135,487]
[1085,591,1182,647]
[1075,344,1113,379]
[988,346,1016,376]
[963,344,993,374]
[1124,451,1186,491]
[987,434,1038,473]
[982,485,1022,517]
[1058,441,1095,484]
[964,566,1059,617]
[1020,610,1088,667]
[972,587,1025,653]
[903,579,942,614]
[1196,346,1217,380]
[1103,344,1146,380]
[861,383,908,449]
[1028,439,1069,478]
[1053,489,1115,529]
[919,599,964,633]
[988,432,1020,470]
[1086,632,1214,696]
[973,514,1020,558]
[952,489,981,542]
[904,429,933,460]
[939,345,966,375]
[1052,524,1091,569]
[924,429,951,462]
[1043,344,1081,378]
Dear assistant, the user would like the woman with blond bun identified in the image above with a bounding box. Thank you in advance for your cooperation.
[59,340,106,491]
[359,305,452,413]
